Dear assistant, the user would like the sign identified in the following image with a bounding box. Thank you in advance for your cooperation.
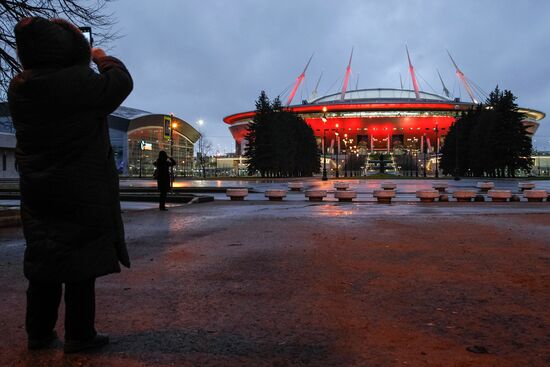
[140,141,153,151]
[163,115,171,139]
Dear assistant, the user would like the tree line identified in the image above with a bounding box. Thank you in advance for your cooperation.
[244,91,319,177]
[440,86,532,178]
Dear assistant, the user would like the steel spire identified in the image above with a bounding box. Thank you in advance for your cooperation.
[447,50,478,104]
[310,71,323,101]
[406,45,421,99]
[286,53,314,106]
[437,69,450,98]
[340,47,354,101]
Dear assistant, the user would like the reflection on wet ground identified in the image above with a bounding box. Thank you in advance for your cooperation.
[2,178,549,208]
[195,201,550,218]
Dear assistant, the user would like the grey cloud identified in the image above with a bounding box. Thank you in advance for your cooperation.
[107,0,550,152]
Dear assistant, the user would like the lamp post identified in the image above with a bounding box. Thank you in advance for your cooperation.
[194,119,205,178]
[343,134,348,177]
[415,150,419,177]
[454,113,461,181]
[407,149,411,177]
[335,129,340,178]
[321,107,328,181]
[435,122,439,178]
[170,116,177,190]
[138,140,143,178]
[423,133,427,178]
[349,147,357,176]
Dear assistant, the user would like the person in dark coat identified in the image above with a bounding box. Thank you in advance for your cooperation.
[8,17,132,353]
[154,150,176,210]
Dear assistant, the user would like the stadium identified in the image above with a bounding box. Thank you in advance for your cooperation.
[223,51,545,175]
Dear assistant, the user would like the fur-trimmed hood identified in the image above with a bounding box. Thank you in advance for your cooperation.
[15,17,91,70]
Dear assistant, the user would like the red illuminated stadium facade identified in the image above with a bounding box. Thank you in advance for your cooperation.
[224,88,544,156]
[223,50,545,175]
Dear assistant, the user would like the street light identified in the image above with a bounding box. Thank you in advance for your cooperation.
[434,122,439,178]
[321,107,328,181]
[423,133,427,178]
[195,119,205,178]
[454,113,461,181]
[335,129,340,178]
[170,117,177,189]
[138,140,143,178]
[414,150,419,177]
[343,134,348,177]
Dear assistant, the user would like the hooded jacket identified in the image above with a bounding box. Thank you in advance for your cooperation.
[8,17,133,282]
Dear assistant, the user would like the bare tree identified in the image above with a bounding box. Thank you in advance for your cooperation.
[196,135,213,178]
[0,0,118,99]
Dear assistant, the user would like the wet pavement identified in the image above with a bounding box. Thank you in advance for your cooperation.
[121,177,550,193]
[3,178,550,207]
[1,200,549,366]
[120,177,550,202]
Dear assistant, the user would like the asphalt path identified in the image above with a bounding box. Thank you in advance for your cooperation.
[1,201,549,366]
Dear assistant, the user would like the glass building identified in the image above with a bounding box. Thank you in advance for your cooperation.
[0,103,17,179]
[0,103,200,178]
[108,106,201,177]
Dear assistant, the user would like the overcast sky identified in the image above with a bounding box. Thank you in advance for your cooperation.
[106,0,550,153]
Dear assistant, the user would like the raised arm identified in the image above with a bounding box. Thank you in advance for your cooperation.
[82,48,134,116]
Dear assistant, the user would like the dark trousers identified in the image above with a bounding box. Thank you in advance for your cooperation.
[26,278,96,341]
[159,190,167,209]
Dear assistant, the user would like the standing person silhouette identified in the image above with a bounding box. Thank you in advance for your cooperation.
[8,17,133,353]
[154,150,176,210]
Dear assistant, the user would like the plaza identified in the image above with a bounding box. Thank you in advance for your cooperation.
[1,179,549,366]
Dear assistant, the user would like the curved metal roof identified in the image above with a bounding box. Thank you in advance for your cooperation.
[110,105,152,120]
[109,106,201,144]
[311,88,451,104]
[129,114,201,144]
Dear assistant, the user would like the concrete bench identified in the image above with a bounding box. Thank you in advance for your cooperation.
[381,182,397,190]
[333,181,350,191]
[373,189,396,204]
[226,188,248,201]
[452,190,477,202]
[305,190,327,202]
[518,182,535,191]
[487,190,512,202]
[288,182,304,191]
[334,190,357,202]
[416,190,439,203]
[523,190,548,202]
[477,181,495,192]
[432,182,448,193]
[265,189,287,201]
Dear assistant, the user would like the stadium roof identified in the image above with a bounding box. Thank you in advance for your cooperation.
[310,88,452,105]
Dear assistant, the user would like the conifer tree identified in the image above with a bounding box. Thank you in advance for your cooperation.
[244,91,272,176]
[441,86,532,177]
[244,91,319,177]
